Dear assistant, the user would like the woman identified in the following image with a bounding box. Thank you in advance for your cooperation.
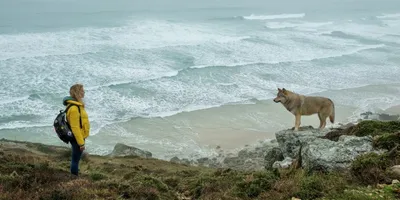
[62,84,90,176]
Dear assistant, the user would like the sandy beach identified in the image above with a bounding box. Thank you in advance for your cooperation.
[87,99,358,159]
[385,105,400,115]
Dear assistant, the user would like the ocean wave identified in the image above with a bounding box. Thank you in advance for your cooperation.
[0,20,248,61]
[116,97,264,121]
[0,122,51,131]
[187,44,385,70]
[189,62,259,69]
[97,42,386,89]
[85,70,180,91]
[241,13,305,20]
[377,13,400,19]
[0,96,30,105]
[241,37,278,45]
[385,33,400,38]
[265,21,333,30]
[321,31,377,42]
[0,34,250,61]
[314,83,400,123]
[321,31,398,46]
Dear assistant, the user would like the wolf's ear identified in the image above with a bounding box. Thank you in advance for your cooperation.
[283,88,286,91]
[282,88,288,94]
[278,88,282,92]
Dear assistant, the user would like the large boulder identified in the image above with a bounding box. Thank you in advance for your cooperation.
[109,143,152,158]
[221,140,279,171]
[273,125,377,172]
[301,135,373,172]
[275,126,331,158]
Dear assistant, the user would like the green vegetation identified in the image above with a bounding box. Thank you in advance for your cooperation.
[373,132,400,150]
[346,121,400,187]
[350,120,400,137]
[351,152,392,185]
[1,120,400,199]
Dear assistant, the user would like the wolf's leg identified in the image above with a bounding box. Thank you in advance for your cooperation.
[321,121,327,129]
[318,113,323,129]
[320,113,328,130]
[295,113,301,131]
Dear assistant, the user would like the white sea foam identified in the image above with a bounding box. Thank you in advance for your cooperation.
[243,13,305,20]
[377,13,400,19]
[0,20,248,61]
[265,21,333,30]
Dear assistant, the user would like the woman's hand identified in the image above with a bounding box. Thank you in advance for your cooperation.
[80,145,85,151]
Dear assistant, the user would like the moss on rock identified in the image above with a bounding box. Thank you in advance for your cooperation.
[350,121,400,137]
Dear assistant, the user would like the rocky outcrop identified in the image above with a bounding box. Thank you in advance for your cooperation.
[170,124,376,172]
[269,125,376,172]
[275,126,330,158]
[221,141,279,171]
[301,135,373,172]
[110,112,398,173]
[109,143,152,158]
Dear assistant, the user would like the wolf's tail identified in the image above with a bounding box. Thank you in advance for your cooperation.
[329,99,335,123]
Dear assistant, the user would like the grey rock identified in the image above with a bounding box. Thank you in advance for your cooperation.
[264,147,284,170]
[170,156,181,163]
[220,140,279,171]
[275,126,331,158]
[390,165,400,177]
[301,135,373,172]
[109,143,152,158]
[360,111,375,119]
[273,157,294,169]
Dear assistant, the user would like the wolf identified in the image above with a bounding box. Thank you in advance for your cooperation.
[273,88,335,131]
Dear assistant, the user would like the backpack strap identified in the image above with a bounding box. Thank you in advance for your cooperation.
[65,104,83,129]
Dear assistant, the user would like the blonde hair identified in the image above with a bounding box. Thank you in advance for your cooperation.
[69,84,84,105]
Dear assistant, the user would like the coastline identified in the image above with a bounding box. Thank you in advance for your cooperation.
[1,101,398,161]
[88,99,358,160]
[80,83,400,159]
[1,83,400,160]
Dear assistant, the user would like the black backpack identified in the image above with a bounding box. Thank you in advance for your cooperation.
[53,104,82,144]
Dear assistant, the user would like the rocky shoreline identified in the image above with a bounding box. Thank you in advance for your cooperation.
[3,111,398,172]
[108,111,400,173]
[2,111,400,199]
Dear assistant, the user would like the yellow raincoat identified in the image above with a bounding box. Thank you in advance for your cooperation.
[64,99,90,146]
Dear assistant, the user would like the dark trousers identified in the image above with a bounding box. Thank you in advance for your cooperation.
[70,139,82,176]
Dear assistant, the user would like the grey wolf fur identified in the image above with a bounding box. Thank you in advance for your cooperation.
[273,88,335,131]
